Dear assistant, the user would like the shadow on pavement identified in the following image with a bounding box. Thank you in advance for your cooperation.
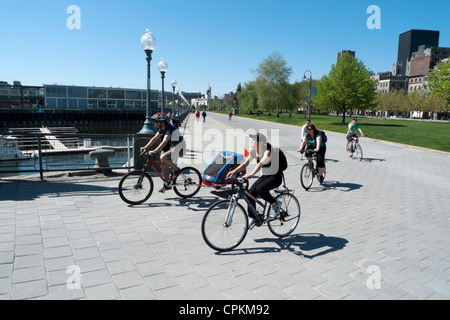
[219,233,348,259]
[165,195,225,212]
[322,180,363,192]
[0,179,117,201]
[360,157,386,163]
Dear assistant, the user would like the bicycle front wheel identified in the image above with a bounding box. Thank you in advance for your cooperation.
[268,192,301,238]
[202,200,248,252]
[300,163,314,190]
[173,166,202,198]
[118,171,154,205]
[355,145,363,161]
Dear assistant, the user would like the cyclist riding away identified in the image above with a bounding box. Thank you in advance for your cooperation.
[227,133,287,227]
[140,112,186,193]
[346,118,364,156]
[298,124,326,183]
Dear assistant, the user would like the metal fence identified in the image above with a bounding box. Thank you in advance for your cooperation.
[0,131,135,179]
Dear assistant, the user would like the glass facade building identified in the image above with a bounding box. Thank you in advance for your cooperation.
[44,85,163,111]
[1,82,203,111]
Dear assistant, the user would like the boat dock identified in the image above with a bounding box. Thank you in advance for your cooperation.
[7,127,132,156]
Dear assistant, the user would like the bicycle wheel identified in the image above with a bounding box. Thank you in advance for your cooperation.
[268,192,301,238]
[355,145,363,161]
[300,163,314,190]
[202,199,248,252]
[173,166,202,198]
[118,171,154,205]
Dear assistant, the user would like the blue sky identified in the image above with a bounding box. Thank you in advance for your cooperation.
[1,0,449,97]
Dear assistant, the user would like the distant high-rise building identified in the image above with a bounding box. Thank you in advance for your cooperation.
[396,29,439,76]
[337,50,355,60]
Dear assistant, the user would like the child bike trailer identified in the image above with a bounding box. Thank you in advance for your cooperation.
[202,151,246,188]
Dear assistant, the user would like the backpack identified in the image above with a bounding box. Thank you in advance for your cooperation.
[319,130,327,143]
[272,147,288,172]
[279,149,288,171]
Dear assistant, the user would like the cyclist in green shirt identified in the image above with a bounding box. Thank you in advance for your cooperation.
[346,118,364,155]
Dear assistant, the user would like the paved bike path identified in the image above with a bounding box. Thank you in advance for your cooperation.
[0,113,449,300]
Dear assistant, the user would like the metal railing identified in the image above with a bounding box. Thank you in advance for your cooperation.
[0,132,135,180]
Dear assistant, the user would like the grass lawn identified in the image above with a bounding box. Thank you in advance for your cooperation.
[233,113,450,153]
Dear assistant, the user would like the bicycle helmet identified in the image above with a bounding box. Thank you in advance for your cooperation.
[151,112,168,122]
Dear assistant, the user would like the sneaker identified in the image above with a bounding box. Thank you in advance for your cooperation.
[269,201,281,220]
[318,175,324,184]
[158,182,172,193]
[249,215,263,229]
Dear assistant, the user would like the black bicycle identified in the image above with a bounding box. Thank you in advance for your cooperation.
[299,150,326,191]
[118,150,202,205]
[201,173,301,252]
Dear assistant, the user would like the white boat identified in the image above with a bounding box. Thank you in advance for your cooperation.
[0,135,31,161]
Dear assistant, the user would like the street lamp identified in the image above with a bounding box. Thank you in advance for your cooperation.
[158,58,168,113]
[176,87,181,116]
[303,70,312,120]
[139,28,157,134]
[171,79,177,115]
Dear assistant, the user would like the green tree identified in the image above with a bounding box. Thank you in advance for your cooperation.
[237,81,258,113]
[253,51,293,113]
[407,91,445,117]
[315,53,377,123]
[378,89,407,116]
[235,83,241,112]
[428,59,450,109]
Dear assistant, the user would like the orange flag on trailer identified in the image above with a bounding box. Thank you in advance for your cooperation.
[244,148,249,157]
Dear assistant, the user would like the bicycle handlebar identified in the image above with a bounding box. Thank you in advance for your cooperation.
[228,172,247,185]
[298,149,318,158]
[139,149,148,157]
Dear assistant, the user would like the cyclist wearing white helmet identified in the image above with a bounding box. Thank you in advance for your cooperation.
[141,112,186,192]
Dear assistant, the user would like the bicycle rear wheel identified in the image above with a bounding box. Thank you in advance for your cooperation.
[118,171,154,205]
[300,163,314,190]
[173,166,202,198]
[202,200,248,252]
[355,145,363,161]
[268,192,301,238]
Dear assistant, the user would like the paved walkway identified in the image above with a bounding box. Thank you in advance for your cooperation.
[1,113,449,300]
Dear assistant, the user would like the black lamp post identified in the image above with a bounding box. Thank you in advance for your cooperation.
[303,70,312,120]
[158,58,168,113]
[139,29,157,134]
[171,79,177,115]
[176,87,181,116]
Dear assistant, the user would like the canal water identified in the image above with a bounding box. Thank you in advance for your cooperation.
[0,124,142,177]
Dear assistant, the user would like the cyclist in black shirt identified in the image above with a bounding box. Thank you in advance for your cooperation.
[227,133,286,227]
[141,112,186,192]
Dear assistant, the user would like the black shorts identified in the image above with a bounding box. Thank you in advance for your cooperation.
[347,134,357,142]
